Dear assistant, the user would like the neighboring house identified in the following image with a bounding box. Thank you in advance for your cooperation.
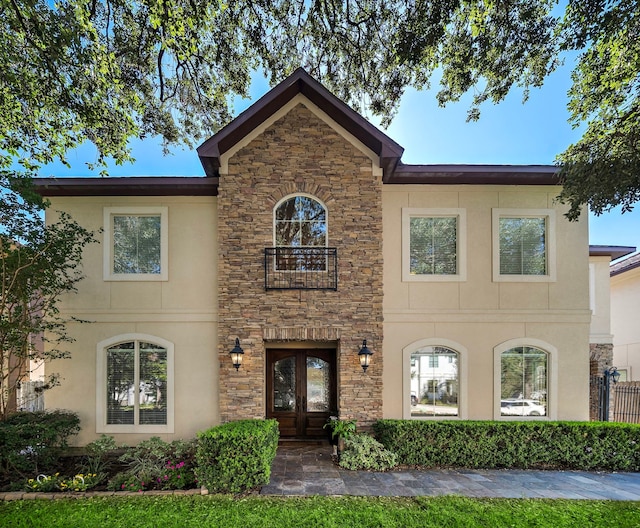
[35,69,593,445]
[610,252,640,381]
[588,246,636,378]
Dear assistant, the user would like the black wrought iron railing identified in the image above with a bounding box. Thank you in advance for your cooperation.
[264,247,337,290]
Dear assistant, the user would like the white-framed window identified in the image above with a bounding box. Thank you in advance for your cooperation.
[615,367,630,382]
[96,334,174,433]
[402,208,467,282]
[492,209,556,282]
[103,207,168,281]
[494,338,557,420]
[403,338,468,419]
[273,194,327,271]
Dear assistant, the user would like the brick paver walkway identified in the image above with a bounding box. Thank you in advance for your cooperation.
[260,443,640,500]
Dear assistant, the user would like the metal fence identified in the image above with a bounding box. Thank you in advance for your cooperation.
[17,380,45,412]
[613,382,640,424]
[591,376,640,423]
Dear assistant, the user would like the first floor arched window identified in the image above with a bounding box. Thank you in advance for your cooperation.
[97,334,174,433]
[500,346,547,417]
[410,346,459,417]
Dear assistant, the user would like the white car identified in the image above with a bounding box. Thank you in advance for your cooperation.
[501,399,546,416]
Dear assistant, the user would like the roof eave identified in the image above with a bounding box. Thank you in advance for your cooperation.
[386,164,561,185]
[589,245,637,261]
[32,177,219,197]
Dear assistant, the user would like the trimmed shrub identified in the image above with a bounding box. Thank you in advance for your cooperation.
[373,420,640,471]
[0,410,80,479]
[196,419,279,493]
[339,433,397,471]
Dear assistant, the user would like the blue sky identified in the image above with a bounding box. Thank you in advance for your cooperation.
[40,65,640,258]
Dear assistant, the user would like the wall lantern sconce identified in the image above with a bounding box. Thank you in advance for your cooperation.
[605,366,620,385]
[358,339,373,372]
[230,338,244,371]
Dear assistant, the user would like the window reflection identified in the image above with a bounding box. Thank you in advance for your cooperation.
[410,346,459,417]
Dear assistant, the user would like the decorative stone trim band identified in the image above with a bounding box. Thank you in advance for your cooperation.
[263,327,341,342]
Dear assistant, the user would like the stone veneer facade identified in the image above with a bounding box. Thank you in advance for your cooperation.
[216,103,383,429]
[590,343,614,377]
[589,342,614,420]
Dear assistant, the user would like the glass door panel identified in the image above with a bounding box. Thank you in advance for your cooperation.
[274,357,296,412]
[306,357,330,412]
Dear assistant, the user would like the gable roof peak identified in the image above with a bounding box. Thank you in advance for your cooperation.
[197,68,404,179]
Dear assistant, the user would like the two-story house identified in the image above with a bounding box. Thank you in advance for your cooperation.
[35,69,591,445]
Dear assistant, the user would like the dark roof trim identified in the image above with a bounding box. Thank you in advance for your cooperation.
[197,68,404,179]
[589,245,637,260]
[610,251,640,277]
[388,164,561,185]
[33,177,218,197]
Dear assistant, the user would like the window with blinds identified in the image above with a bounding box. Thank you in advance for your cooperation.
[409,216,457,275]
[402,209,466,282]
[499,217,547,275]
[113,215,162,274]
[492,209,556,282]
[106,340,168,426]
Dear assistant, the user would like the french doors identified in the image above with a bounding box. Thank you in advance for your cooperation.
[266,349,336,438]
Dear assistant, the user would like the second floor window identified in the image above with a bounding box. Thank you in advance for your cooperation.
[402,208,467,282]
[499,217,547,275]
[113,215,161,274]
[274,195,327,271]
[104,206,168,281]
[410,216,457,275]
[492,209,556,282]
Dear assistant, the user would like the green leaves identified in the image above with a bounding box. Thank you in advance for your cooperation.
[0,1,564,171]
[196,419,279,493]
[557,0,640,219]
[1,1,638,217]
[0,173,97,419]
[374,419,640,471]
[338,433,398,471]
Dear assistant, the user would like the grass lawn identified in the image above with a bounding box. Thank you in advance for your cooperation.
[1,495,639,527]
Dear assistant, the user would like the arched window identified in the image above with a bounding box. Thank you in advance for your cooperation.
[410,346,459,417]
[274,195,327,271]
[97,334,174,433]
[500,346,548,417]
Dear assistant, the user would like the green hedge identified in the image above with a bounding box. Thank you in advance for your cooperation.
[196,419,279,493]
[373,420,640,471]
[0,410,80,479]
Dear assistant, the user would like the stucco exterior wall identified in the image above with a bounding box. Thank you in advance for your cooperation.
[612,266,640,380]
[382,185,591,421]
[589,256,613,344]
[44,196,218,445]
[216,101,384,428]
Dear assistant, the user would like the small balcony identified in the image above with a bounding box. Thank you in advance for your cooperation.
[264,248,338,290]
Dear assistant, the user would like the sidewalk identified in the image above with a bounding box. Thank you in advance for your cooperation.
[260,442,640,500]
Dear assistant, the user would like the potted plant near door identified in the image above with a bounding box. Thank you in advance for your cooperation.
[324,417,356,456]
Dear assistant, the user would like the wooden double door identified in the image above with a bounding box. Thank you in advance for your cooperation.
[266,349,337,438]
